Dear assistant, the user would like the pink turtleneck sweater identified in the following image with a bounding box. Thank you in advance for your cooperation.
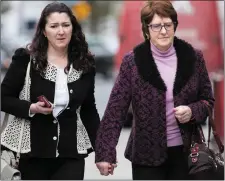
[150,41,183,147]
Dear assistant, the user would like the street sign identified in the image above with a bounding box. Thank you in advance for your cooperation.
[71,1,91,21]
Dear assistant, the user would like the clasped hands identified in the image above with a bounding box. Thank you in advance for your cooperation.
[96,160,118,176]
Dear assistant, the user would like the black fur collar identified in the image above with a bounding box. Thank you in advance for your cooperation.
[133,36,196,96]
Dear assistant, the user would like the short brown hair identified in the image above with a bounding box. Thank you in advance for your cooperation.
[140,0,178,40]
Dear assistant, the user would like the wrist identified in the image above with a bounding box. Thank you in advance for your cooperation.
[188,106,194,120]
[29,103,37,114]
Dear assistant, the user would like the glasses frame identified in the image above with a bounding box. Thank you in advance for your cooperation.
[147,22,176,32]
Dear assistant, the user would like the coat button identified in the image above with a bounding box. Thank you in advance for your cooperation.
[66,107,70,109]
[53,136,57,140]
[53,120,57,124]
[70,89,73,93]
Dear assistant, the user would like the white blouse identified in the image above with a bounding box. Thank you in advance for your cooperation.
[53,68,69,117]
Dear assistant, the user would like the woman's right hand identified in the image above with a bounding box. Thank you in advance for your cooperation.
[29,102,53,115]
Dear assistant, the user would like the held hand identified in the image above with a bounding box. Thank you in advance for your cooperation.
[108,160,118,175]
[96,161,117,176]
[174,105,192,123]
[30,101,53,115]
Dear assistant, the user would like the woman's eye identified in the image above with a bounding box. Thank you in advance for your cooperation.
[153,24,161,28]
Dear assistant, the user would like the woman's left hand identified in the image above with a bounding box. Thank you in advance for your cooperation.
[174,106,192,123]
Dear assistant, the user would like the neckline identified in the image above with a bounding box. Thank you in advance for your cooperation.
[150,41,175,57]
[48,61,66,70]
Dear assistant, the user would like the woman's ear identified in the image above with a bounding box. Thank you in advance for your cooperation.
[43,31,46,37]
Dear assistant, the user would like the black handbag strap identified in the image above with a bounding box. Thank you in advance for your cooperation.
[201,100,224,153]
[191,123,206,146]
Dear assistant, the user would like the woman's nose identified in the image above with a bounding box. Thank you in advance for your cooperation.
[58,26,64,34]
[160,26,167,34]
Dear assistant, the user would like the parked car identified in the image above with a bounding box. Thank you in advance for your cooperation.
[86,35,114,79]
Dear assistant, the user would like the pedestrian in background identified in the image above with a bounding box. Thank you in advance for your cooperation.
[95,0,214,180]
[1,2,100,180]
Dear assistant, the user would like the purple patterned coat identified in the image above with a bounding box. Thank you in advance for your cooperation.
[95,37,214,166]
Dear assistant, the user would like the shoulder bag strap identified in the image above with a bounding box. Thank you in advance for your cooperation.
[201,100,224,153]
[1,56,31,161]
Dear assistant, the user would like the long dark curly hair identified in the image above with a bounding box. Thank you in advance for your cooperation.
[27,2,94,74]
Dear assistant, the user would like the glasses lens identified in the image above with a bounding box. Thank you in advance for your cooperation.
[149,22,174,32]
[151,24,162,32]
[164,23,173,30]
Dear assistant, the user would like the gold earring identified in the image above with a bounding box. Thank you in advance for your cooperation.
[146,34,149,39]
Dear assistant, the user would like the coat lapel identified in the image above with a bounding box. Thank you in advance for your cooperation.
[133,39,167,91]
[133,36,197,95]
[173,37,196,96]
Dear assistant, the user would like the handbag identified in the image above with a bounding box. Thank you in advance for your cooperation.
[188,100,224,180]
[1,59,31,180]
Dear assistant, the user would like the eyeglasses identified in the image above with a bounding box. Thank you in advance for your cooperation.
[147,22,175,32]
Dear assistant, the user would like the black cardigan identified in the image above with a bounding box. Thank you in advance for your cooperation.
[1,48,100,158]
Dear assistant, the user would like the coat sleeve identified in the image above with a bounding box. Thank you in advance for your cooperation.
[1,48,32,119]
[80,68,100,150]
[188,50,215,124]
[95,52,132,164]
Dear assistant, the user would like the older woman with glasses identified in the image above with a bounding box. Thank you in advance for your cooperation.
[95,0,214,180]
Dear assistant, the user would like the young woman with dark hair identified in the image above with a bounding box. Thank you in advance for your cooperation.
[1,2,100,180]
